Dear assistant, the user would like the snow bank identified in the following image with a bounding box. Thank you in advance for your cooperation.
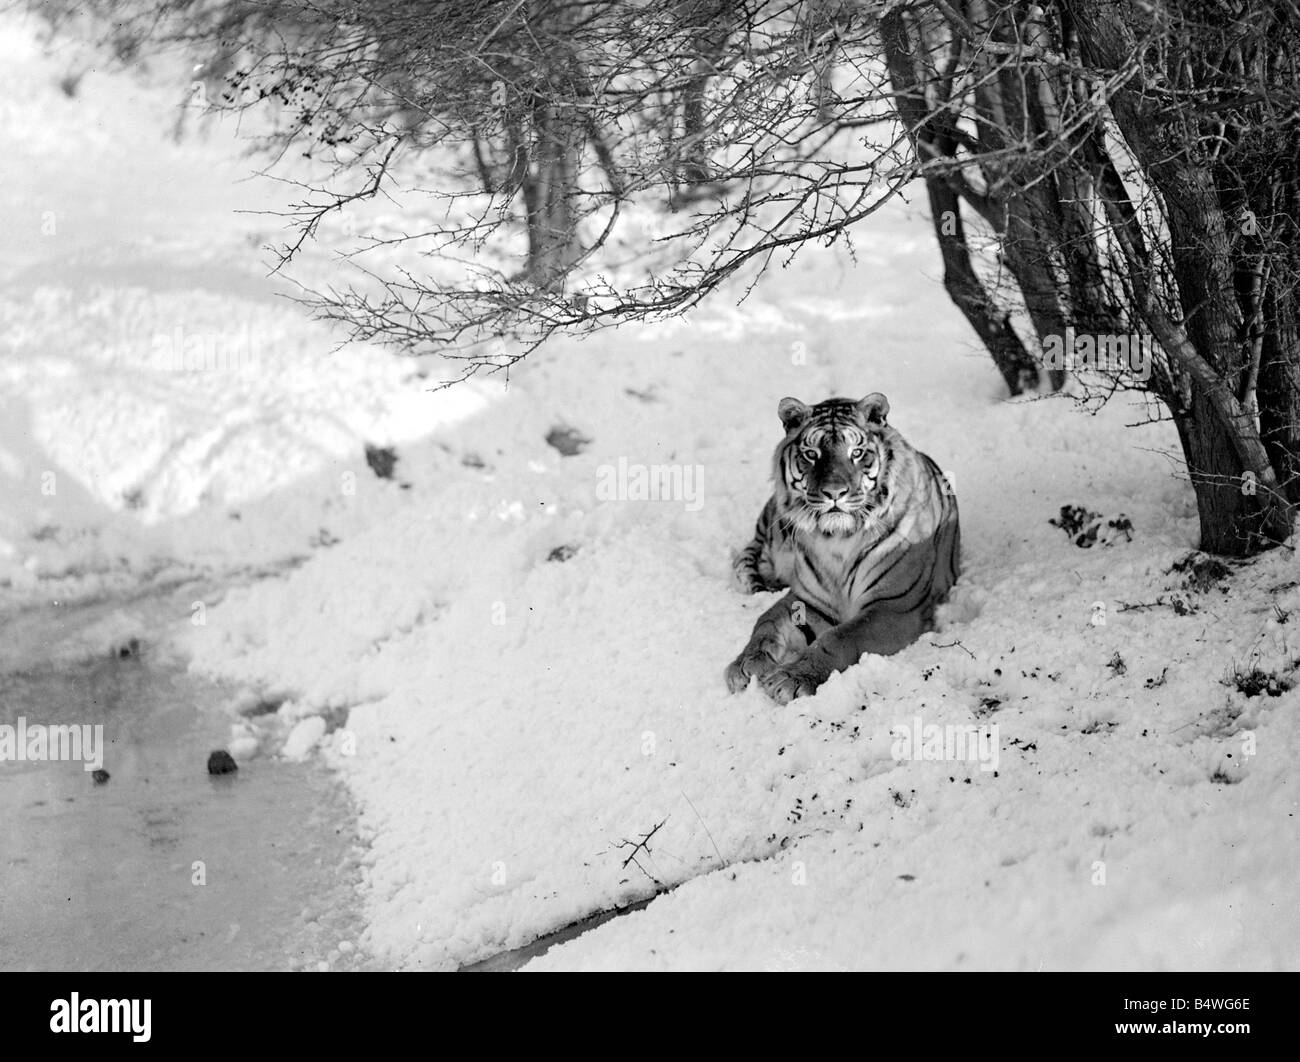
[183,208,1299,970]
[0,13,488,605]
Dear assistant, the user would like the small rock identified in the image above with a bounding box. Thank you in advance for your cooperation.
[545,425,591,456]
[364,444,398,480]
[91,769,110,785]
[207,750,239,775]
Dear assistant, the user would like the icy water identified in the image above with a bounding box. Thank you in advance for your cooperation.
[461,897,656,972]
[0,601,369,972]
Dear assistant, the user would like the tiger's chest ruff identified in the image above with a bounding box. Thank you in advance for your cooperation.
[768,525,889,623]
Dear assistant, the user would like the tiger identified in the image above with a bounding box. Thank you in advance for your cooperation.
[725,393,960,704]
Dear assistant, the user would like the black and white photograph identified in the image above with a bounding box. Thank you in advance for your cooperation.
[1,0,1296,1002]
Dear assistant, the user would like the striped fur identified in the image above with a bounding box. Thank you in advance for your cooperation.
[726,394,960,703]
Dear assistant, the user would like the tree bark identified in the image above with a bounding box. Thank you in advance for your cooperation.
[1067,0,1293,552]
[926,180,1040,396]
[880,6,1044,395]
[526,98,583,289]
[1259,287,1300,507]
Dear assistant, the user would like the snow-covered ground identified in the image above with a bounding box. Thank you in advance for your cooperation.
[0,13,485,621]
[4,11,1297,971]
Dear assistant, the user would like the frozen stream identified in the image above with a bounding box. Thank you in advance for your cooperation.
[0,590,371,972]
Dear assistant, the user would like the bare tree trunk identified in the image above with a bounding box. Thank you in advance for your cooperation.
[926,180,1040,396]
[1259,287,1300,506]
[880,6,1044,395]
[526,98,583,289]
[674,0,738,192]
[1068,0,1293,553]
[970,0,1071,388]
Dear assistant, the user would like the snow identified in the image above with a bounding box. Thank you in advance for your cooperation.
[5,12,1298,972]
[283,715,328,760]
[0,12,491,610]
[177,259,1297,972]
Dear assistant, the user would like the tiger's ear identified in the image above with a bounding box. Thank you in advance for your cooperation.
[777,397,811,432]
[857,392,890,425]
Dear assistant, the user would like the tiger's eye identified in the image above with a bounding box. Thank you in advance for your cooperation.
[801,448,818,462]
[850,448,865,461]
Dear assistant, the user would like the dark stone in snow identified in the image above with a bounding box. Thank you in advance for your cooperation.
[92,769,110,785]
[545,426,591,456]
[207,750,239,775]
[364,444,398,480]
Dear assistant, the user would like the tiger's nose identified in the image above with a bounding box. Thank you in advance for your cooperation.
[824,486,849,501]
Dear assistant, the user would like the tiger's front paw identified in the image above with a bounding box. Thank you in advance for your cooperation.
[733,567,775,595]
[759,658,829,705]
[724,649,777,693]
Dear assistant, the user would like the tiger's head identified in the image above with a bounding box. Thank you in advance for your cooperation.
[773,393,896,537]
